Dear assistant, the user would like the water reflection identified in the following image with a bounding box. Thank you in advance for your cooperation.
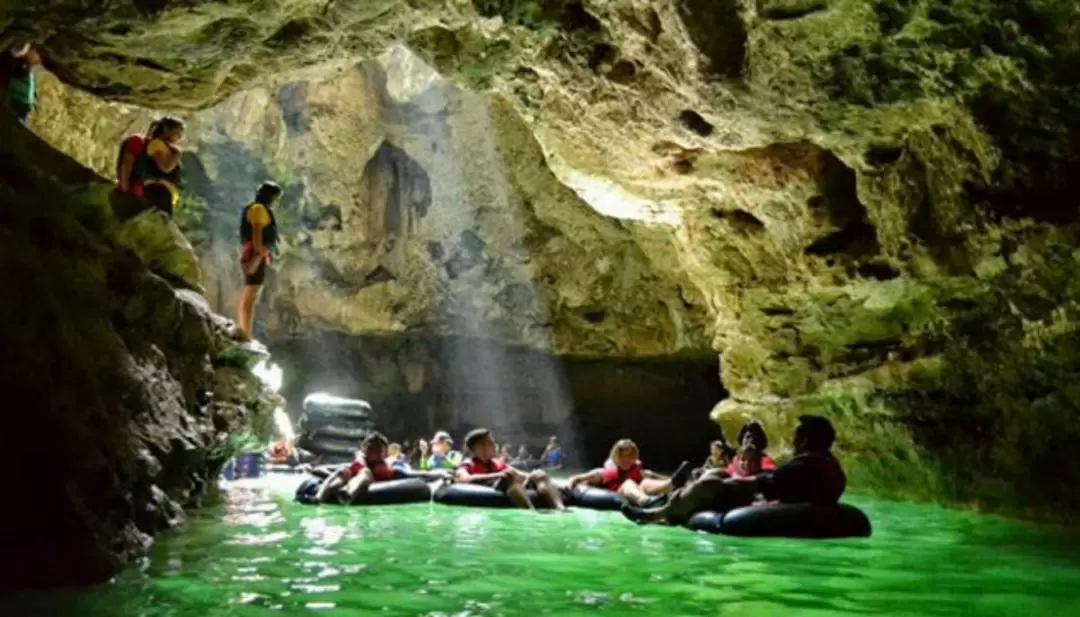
[3,478,1080,617]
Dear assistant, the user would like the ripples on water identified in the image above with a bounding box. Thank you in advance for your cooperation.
[5,475,1080,617]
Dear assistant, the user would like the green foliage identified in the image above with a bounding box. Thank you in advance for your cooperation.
[174,192,210,249]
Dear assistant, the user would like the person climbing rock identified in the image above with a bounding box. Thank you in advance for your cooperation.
[116,120,156,197]
[620,415,847,526]
[135,116,185,216]
[1,42,40,125]
[237,181,283,339]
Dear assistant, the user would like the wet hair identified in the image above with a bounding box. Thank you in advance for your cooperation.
[796,415,836,451]
[608,438,639,463]
[737,420,769,451]
[464,428,493,452]
[148,116,184,140]
[255,181,283,205]
[360,431,388,450]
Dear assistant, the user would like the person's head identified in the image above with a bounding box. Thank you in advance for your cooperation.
[792,415,836,455]
[737,444,763,476]
[465,428,497,461]
[431,431,453,454]
[387,443,401,458]
[10,41,40,65]
[255,181,283,206]
[549,435,558,446]
[151,116,185,144]
[517,444,529,456]
[737,420,769,451]
[360,431,389,461]
[608,439,640,471]
[418,438,429,451]
[500,443,511,454]
[709,440,726,460]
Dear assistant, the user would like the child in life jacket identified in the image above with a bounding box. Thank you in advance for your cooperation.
[314,432,397,504]
[728,444,765,479]
[455,428,567,511]
[567,439,683,507]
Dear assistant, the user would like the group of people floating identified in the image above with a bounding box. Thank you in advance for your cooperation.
[298,415,846,525]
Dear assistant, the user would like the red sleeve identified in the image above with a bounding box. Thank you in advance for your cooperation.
[493,460,508,472]
[347,460,365,476]
[762,455,776,470]
[456,459,473,475]
[724,458,738,475]
[600,466,620,484]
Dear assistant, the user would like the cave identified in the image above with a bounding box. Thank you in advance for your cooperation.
[271,332,727,471]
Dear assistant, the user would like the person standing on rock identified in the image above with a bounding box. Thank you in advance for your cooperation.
[1,42,40,125]
[136,116,185,216]
[237,181,283,339]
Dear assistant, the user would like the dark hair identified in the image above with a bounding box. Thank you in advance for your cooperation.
[149,116,184,139]
[361,431,388,449]
[255,181,283,205]
[796,415,836,451]
[464,428,492,452]
[737,421,769,451]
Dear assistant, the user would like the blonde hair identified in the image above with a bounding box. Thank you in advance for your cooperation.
[608,438,639,463]
[387,442,401,455]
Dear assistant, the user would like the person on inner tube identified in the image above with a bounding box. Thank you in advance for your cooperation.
[728,444,764,479]
[621,415,848,526]
[421,431,462,471]
[314,432,397,504]
[727,420,777,474]
[566,439,686,507]
[456,428,568,511]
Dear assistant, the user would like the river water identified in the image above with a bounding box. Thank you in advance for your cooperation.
[5,475,1080,617]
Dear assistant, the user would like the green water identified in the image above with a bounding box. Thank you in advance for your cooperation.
[6,475,1080,617]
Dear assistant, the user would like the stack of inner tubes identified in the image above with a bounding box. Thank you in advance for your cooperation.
[295,393,375,461]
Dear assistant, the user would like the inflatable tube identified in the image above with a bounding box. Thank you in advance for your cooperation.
[564,487,625,511]
[687,503,872,538]
[302,393,373,420]
[433,483,549,509]
[307,424,372,441]
[295,477,432,506]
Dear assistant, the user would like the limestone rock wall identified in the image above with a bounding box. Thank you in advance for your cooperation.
[7,0,1080,518]
[0,114,279,590]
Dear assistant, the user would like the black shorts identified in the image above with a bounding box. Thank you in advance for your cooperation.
[243,259,266,286]
[144,183,174,217]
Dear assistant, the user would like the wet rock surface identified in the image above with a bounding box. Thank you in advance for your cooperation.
[0,115,277,590]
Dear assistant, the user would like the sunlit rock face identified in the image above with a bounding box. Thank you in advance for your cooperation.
[13,0,1080,518]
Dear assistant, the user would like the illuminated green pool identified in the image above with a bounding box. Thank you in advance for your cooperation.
[5,475,1080,616]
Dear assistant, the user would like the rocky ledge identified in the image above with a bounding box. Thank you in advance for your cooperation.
[0,112,279,591]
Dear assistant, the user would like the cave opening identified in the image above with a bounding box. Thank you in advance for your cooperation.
[271,331,727,470]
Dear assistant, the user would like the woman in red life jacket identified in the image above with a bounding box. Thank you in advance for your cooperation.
[725,420,777,475]
[728,444,765,479]
[566,439,676,506]
[314,432,397,504]
[455,428,567,511]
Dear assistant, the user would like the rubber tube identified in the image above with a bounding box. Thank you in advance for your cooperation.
[564,487,625,511]
[433,483,547,509]
[688,503,872,538]
[295,477,432,506]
